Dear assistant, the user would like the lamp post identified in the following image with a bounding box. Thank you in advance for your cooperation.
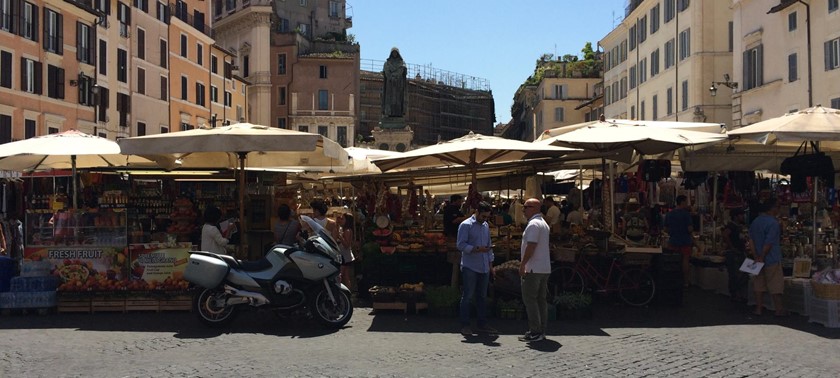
[709,74,739,97]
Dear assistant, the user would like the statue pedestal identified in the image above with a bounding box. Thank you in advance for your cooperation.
[380,117,406,130]
[371,124,413,152]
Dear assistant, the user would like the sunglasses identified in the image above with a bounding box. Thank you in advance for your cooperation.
[523,205,537,209]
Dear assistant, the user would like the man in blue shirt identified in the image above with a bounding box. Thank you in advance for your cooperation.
[749,198,786,316]
[456,201,497,336]
[664,195,694,286]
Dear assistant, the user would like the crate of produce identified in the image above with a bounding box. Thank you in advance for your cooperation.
[159,296,192,312]
[807,296,840,328]
[125,296,160,312]
[811,282,840,300]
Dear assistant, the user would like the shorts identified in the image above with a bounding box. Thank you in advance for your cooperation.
[753,263,784,295]
[668,245,692,258]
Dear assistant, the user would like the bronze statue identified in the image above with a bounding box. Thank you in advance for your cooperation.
[382,48,407,118]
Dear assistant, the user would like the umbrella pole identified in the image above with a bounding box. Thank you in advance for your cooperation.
[71,155,77,209]
[238,152,247,259]
[813,177,818,260]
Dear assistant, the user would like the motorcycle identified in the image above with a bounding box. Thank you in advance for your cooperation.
[183,215,353,328]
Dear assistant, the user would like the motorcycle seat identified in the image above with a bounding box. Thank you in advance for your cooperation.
[236,257,273,272]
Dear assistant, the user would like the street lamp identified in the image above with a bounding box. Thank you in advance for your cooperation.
[709,74,738,97]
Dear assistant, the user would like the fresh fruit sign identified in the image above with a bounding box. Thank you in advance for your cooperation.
[25,246,128,291]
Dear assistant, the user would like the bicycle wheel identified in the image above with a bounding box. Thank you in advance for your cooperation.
[618,268,656,306]
[548,266,584,297]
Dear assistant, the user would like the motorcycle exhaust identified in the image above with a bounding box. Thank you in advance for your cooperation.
[224,285,269,306]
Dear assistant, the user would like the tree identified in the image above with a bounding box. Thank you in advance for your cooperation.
[582,42,596,61]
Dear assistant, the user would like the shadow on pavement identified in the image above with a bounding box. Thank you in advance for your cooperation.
[365,287,840,339]
[460,334,501,347]
[527,339,562,352]
[0,309,344,339]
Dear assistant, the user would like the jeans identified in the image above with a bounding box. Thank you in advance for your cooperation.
[522,273,550,334]
[460,267,489,327]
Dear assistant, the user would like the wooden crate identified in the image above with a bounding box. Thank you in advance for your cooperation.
[125,297,160,312]
[91,297,126,313]
[372,301,428,314]
[159,295,192,312]
[57,297,92,313]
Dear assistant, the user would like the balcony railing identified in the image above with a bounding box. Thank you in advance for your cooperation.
[170,3,211,37]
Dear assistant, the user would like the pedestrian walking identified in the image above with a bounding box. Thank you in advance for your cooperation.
[749,198,787,316]
[519,197,551,342]
[456,201,497,336]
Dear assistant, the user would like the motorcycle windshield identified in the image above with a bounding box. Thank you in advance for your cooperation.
[299,215,341,256]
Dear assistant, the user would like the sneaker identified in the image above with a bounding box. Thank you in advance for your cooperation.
[518,332,545,342]
[460,326,474,336]
[475,325,499,334]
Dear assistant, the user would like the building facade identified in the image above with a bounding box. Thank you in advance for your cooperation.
[0,0,100,142]
[732,0,840,128]
[533,76,602,136]
[601,0,733,126]
[212,0,354,130]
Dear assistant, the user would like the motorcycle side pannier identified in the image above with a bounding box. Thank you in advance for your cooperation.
[184,254,230,288]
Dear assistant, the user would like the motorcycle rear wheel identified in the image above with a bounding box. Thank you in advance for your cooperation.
[194,288,239,327]
[311,286,353,329]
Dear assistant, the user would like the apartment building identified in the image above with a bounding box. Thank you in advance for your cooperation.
[130,0,169,135]
[212,0,354,131]
[0,0,99,142]
[732,0,840,127]
[601,0,733,126]
[167,0,212,131]
[533,76,602,136]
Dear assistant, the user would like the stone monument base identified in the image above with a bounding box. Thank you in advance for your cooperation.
[371,126,414,152]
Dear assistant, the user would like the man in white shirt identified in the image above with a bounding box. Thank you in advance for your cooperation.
[544,197,562,235]
[519,197,552,342]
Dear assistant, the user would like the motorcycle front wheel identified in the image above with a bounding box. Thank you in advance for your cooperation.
[194,287,239,327]
[310,286,353,328]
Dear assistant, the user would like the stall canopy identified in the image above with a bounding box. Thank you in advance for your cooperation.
[0,130,161,208]
[117,123,349,237]
[539,122,728,156]
[538,119,725,139]
[727,106,840,144]
[371,131,578,186]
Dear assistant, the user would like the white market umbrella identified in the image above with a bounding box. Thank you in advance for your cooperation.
[541,122,727,156]
[0,130,161,208]
[728,106,840,144]
[118,123,349,237]
[537,119,725,140]
[371,131,578,186]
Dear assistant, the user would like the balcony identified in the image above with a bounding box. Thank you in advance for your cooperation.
[170,3,211,37]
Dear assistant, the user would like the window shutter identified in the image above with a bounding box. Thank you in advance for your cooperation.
[31,4,38,42]
[106,0,111,15]
[89,27,96,65]
[76,22,82,61]
[34,60,42,94]
[57,13,62,54]
[19,57,24,89]
[743,50,750,89]
[827,40,833,71]
[756,44,764,87]
[0,51,11,88]
[57,67,64,98]
[10,0,19,35]
[42,9,48,50]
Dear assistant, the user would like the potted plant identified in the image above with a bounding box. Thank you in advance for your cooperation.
[553,292,593,320]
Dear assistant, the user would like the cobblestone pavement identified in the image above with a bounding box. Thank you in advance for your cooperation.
[1,288,839,377]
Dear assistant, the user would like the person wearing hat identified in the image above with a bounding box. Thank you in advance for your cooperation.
[722,207,748,302]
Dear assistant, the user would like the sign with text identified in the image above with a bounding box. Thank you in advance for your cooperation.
[24,246,127,291]
[127,243,192,291]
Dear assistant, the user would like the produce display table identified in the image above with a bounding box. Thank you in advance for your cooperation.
[372,301,428,314]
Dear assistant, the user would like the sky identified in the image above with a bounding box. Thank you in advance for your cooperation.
[349,0,628,125]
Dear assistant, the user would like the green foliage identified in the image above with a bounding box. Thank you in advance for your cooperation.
[582,42,596,61]
[425,286,462,308]
[516,41,601,94]
[552,292,593,310]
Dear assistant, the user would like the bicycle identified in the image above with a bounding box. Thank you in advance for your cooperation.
[548,250,656,307]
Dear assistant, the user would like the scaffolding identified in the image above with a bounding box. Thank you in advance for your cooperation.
[360,59,491,92]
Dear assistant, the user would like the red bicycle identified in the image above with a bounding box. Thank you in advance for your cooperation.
[549,251,656,306]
